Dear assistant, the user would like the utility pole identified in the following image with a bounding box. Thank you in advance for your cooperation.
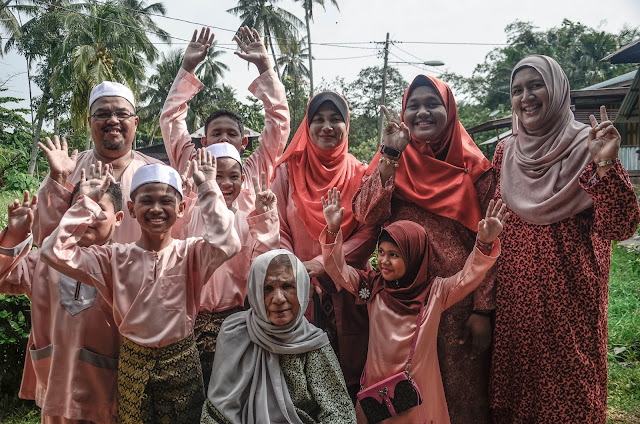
[377,32,390,145]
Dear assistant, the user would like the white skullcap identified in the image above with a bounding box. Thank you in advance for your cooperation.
[130,164,183,199]
[89,81,136,109]
[205,142,242,167]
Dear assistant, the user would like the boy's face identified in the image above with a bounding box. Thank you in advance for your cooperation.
[74,193,124,247]
[216,157,244,208]
[203,116,248,152]
[127,183,185,235]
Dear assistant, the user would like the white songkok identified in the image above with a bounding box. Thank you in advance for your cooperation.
[205,142,242,167]
[89,81,136,109]
[130,164,183,199]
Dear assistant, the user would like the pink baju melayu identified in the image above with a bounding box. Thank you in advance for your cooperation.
[0,231,120,423]
[160,68,290,213]
[321,229,500,424]
[33,150,161,247]
[39,180,241,348]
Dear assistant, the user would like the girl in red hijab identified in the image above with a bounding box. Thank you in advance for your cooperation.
[270,91,380,401]
[352,75,495,424]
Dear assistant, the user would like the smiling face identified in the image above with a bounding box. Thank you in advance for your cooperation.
[511,67,550,131]
[263,259,300,326]
[204,116,247,151]
[88,96,138,159]
[127,183,184,236]
[308,102,347,150]
[377,241,406,282]
[403,85,448,142]
[216,157,243,208]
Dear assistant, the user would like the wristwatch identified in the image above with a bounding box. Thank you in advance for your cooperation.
[380,144,401,159]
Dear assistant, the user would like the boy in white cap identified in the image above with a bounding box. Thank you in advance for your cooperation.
[179,142,279,389]
[0,174,124,424]
[40,154,241,424]
[33,79,161,247]
[161,26,289,213]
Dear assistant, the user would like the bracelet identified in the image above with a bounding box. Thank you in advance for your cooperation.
[326,227,339,236]
[472,310,492,318]
[596,158,618,167]
[379,156,399,168]
[476,239,493,250]
[380,144,401,159]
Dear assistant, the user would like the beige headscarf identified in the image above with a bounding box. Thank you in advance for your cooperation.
[206,250,329,424]
[500,55,593,225]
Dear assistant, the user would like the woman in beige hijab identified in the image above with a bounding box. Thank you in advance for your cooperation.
[490,54,640,423]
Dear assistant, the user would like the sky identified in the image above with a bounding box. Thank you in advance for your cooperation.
[0,0,639,122]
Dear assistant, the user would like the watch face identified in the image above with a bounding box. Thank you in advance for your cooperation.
[381,145,400,158]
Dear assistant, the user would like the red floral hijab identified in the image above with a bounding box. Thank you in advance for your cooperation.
[367,75,491,232]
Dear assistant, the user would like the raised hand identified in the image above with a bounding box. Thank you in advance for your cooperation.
[8,190,37,237]
[477,199,509,244]
[588,105,620,165]
[182,27,216,74]
[78,163,114,204]
[234,26,271,74]
[192,148,216,186]
[321,188,344,233]
[38,135,78,186]
[180,161,195,198]
[381,106,411,153]
[253,171,276,214]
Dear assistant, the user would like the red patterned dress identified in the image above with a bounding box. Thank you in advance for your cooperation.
[490,139,640,423]
[353,167,496,424]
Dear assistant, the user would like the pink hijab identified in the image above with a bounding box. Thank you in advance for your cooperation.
[500,55,593,225]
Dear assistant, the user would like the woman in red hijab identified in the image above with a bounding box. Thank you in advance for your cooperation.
[270,91,379,401]
[352,75,495,424]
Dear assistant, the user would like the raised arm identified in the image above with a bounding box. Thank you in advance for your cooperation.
[190,149,241,284]
[160,28,212,174]
[247,172,280,256]
[239,27,290,191]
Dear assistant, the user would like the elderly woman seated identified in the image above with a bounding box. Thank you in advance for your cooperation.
[201,249,356,424]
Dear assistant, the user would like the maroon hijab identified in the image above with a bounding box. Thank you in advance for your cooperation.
[371,220,432,315]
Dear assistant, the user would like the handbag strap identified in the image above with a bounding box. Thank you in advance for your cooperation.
[360,301,426,387]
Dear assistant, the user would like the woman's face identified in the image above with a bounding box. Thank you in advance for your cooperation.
[263,262,300,326]
[511,67,550,131]
[377,241,406,282]
[309,102,347,150]
[403,85,447,142]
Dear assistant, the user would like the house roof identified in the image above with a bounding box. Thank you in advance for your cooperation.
[602,38,640,64]
[616,70,640,123]
[580,70,637,90]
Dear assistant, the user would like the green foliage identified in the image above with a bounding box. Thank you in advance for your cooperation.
[0,294,31,398]
[4,173,40,193]
[445,19,639,110]
[607,245,640,420]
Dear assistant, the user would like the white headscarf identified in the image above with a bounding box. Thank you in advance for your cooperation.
[207,249,330,424]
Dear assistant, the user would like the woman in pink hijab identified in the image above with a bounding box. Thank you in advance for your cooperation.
[490,55,640,423]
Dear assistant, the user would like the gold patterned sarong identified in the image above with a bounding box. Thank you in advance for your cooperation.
[116,333,204,424]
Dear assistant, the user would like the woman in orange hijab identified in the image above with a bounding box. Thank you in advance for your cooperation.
[270,91,379,401]
[352,75,494,424]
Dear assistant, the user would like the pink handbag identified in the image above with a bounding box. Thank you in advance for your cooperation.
[357,303,425,423]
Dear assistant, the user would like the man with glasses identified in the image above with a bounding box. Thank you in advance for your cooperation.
[33,81,161,245]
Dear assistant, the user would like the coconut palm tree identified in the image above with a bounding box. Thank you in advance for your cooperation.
[297,0,339,98]
[227,0,303,80]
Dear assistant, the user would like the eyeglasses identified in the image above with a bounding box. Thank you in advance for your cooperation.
[90,111,136,121]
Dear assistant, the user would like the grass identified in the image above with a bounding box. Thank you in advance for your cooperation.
[0,206,638,422]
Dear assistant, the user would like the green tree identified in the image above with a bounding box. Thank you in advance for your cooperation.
[227,0,303,80]
[277,35,309,130]
[296,0,339,98]
[444,19,639,111]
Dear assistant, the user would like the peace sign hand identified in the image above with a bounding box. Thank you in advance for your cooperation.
[253,171,276,214]
[8,190,38,237]
[381,105,410,153]
[588,105,620,165]
[234,26,271,74]
[182,27,216,74]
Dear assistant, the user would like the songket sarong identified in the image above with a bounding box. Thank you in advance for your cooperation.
[194,306,245,388]
[116,333,204,424]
